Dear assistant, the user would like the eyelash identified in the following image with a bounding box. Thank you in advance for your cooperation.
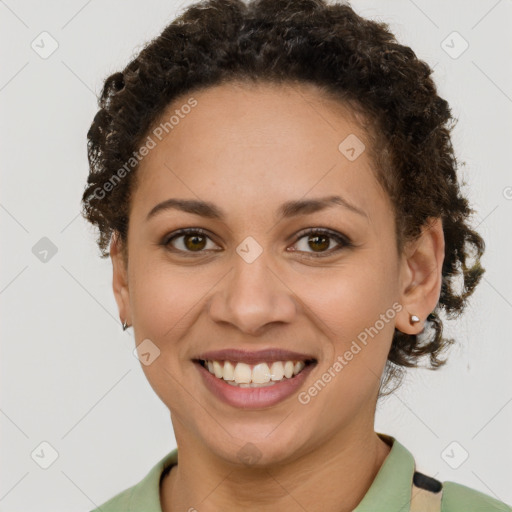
[160,227,352,258]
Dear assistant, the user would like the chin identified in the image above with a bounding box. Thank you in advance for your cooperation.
[204,423,313,468]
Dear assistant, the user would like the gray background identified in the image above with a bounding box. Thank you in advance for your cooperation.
[1,0,511,510]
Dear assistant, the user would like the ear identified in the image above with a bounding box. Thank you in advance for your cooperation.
[395,217,445,335]
[110,231,131,328]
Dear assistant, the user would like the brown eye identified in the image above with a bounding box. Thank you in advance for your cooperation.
[306,233,330,252]
[182,233,207,251]
[291,228,351,257]
[162,228,219,254]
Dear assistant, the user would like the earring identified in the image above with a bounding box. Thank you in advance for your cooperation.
[122,320,129,331]
[410,314,420,324]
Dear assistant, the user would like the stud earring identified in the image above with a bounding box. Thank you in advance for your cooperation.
[410,314,420,324]
[122,320,129,331]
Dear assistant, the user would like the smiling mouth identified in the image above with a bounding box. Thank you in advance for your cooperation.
[196,358,317,388]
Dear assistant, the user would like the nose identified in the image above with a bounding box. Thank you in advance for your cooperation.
[208,248,298,336]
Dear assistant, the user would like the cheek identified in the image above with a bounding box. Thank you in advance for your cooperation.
[295,273,397,428]
[294,253,398,339]
[290,248,398,398]
[128,257,203,340]
[127,261,201,408]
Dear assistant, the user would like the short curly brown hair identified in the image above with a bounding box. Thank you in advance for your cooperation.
[81,0,485,395]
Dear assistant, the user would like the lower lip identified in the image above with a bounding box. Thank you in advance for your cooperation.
[195,361,316,409]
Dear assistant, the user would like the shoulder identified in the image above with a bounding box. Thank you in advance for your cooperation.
[386,435,511,512]
[441,480,512,512]
[411,471,511,512]
[89,485,136,512]
[89,448,178,512]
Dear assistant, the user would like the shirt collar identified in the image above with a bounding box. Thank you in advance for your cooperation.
[354,433,414,512]
[129,433,414,511]
[128,448,178,512]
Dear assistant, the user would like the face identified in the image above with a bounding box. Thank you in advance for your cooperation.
[111,81,438,466]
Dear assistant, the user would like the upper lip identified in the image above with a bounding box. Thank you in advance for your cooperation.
[194,348,317,364]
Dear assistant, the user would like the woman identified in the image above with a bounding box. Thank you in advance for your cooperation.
[81,0,511,510]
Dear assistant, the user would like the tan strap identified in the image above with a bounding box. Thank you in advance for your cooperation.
[410,483,443,512]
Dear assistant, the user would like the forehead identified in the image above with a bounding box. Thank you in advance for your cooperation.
[131,81,389,221]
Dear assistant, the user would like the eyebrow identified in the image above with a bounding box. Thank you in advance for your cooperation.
[146,195,368,222]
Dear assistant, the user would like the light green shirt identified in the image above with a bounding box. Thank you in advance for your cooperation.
[91,433,511,511]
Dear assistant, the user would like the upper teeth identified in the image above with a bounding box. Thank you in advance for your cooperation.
[204,360,306,384]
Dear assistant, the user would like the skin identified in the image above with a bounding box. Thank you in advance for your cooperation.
[111,81,445,512]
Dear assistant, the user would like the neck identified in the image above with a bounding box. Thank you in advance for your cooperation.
[160,426,391,512]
